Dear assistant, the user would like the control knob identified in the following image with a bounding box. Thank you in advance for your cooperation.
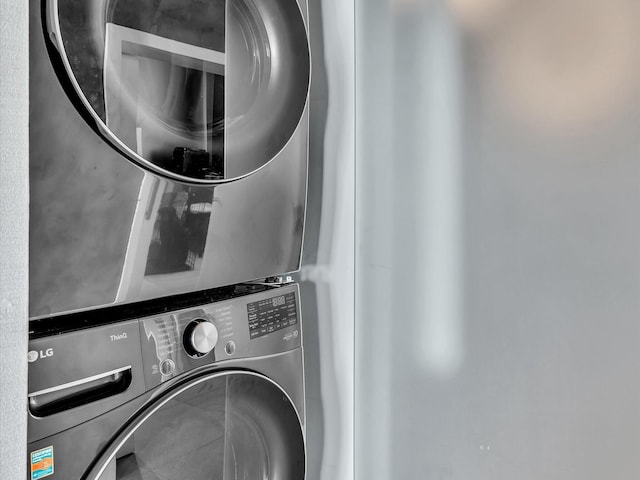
[183,319,218,357]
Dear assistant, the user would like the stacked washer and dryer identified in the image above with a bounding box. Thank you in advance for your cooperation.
[27,0,311,479]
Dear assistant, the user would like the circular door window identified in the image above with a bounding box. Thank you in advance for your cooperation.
[48,0,310,183]
[85,371,305,480]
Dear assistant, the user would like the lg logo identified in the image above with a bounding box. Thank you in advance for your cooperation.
[28,349,53,363]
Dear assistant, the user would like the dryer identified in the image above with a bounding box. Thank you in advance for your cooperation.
[29,0,311,319]
[27,283,305,480]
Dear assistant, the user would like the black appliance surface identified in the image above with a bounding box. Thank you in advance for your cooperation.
[30,0,311,319]
[27,283,305,480]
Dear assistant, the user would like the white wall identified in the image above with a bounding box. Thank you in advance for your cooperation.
[0,0,28,479]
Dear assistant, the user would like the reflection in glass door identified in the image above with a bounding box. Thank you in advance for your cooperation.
[104,23,226,180]
[92,372,305,480]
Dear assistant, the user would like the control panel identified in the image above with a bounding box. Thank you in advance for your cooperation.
[138,284,301,388]
[248,291,298,339]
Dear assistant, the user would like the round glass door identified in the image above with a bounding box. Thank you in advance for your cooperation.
[48,0,310,183]
[86,371,305,480]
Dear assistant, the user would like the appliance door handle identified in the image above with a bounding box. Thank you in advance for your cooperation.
[28,366,132,417]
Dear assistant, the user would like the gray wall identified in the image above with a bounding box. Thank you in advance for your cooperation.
[302,1,355,480]
[356,1,640,479]
[0,0,28,479]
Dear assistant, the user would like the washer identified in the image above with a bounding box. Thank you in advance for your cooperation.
[29,0,311,319]
[27,283,305,480]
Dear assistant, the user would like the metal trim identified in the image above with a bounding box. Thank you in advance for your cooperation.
[45,0,311,185]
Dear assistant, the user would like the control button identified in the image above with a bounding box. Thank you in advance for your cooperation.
[159,359,175,376]
[224,341,236,356]
[183,319,218,357]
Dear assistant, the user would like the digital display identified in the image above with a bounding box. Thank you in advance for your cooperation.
[247,293,297,339]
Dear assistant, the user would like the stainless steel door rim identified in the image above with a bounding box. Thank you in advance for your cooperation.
[46,0,311,183]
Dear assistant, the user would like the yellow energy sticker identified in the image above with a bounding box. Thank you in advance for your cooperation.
[31,446,54,480]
